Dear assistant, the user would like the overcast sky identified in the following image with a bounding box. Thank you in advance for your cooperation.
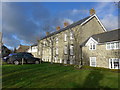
[2,2,119,50]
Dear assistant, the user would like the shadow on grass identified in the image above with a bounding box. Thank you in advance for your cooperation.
[82,70,110,88]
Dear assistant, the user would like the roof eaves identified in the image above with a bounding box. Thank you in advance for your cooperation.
[39,15,91,41]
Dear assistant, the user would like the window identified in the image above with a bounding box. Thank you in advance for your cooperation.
[49,49,51,55]
[109,58,120,69]
[64,45,67,54]
[70,31,74,40]
[70,45,74,55]
[64,34,67,41]
[90,57,96,67]
[43,41,45,46]
[89,43,96,50]
[106,41,120,50]
[56,48,58,55]
[56,37,58,43]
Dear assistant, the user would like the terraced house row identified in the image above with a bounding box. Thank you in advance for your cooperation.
[37,9,120,69]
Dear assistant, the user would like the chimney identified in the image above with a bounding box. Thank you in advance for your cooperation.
[90,8,96,16]
[64,22,69,27]
[46,32,49,36]
[56,26,60,31]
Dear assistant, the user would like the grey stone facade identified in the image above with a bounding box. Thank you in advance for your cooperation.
[37,14,105,65]
[82,29,120,69]
[82,44,120,68]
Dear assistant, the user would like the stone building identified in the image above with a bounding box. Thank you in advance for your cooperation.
[2,45,11,57]
[82,29,120,69]
[38,9,106,65]
[27,44,38,57]
[16,44,29,53]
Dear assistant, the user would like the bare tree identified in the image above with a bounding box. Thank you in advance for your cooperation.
[38,35,55,64]
[114,1,120,8]
[72,26,83,66]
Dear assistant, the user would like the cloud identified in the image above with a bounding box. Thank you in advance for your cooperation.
[95,2,118,30]
[70,9,88,16]
[2,2,118,50]
[2,3,51,49]
[101,14,118,30]
[2,2,74,49]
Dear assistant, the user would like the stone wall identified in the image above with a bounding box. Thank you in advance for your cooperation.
[38,16,105,65]
[82,44,120,68]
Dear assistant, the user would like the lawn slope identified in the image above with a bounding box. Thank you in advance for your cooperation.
[2,63,119,88]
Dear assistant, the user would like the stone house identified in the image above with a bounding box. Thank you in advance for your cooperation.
[38,9,106,65]
[2,45,11,57]
[27,44,38,57]
[82,29,120,69]
[16,44,29,53]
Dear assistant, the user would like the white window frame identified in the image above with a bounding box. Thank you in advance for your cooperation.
[56,47,58,55]
[64,33,67,41]
[109,58,120,69]
[56,37,58,44]
[64,45,68,54]
[89,43,96,50]
[43,41,45,46]
[90,57,96,67]
[70,45,74,55]
[70,31,74,40]
[106,41,120,50]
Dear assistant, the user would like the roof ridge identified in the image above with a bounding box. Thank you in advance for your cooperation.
[40,15,91,40]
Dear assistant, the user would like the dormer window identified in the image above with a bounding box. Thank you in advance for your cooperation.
[89,43,96,50]
[86,37,97,50]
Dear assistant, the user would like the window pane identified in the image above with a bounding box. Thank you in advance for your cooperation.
[111,43,114,49]
[64,46,67,54]
[106,43,110,49]
[64,34,67,41]
[70,45,74,55]
[116,42,119,49]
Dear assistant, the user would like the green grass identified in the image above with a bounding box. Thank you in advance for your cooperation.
[2,63,120,88]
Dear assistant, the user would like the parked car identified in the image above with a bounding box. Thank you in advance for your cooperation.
[3,53,17,62]
[7,53,42,65]
[3,52,33,62]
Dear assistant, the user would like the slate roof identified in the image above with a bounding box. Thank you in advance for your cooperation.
[40,15,91,40]
[92,28,120,43]
[81,28,120,46]
[31,43,37,47]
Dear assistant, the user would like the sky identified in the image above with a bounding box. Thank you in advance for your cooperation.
[1,2,119,50]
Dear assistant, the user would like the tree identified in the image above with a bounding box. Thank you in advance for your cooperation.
[38,35,55,64]
[72,26,83,66]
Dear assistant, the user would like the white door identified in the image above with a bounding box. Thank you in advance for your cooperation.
[90,57,96,67]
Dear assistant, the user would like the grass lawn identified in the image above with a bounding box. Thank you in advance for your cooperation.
[2,63,119,88]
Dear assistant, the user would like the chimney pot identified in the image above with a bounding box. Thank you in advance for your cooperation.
[46,32,49,36]
[56,26,60,31]
[64,22,69,27]
[90,8,96,16]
